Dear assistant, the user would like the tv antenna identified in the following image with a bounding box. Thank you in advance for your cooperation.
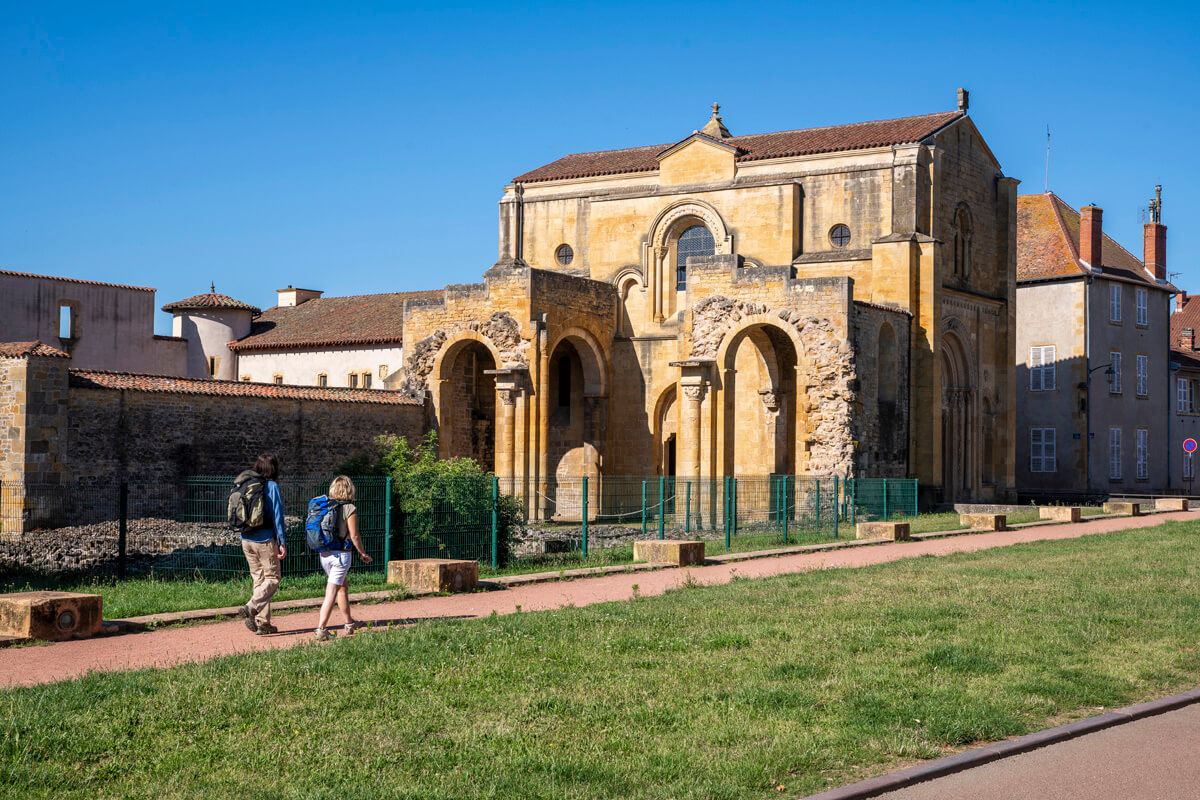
[1044,125,1050,191]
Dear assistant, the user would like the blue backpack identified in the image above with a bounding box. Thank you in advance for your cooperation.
[305,496,347,553]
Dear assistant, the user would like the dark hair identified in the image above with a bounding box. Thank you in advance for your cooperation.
[254,452,280,481]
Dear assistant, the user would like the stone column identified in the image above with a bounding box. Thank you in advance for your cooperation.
[682,384,706,479]
[537,326,551,521]
[759,389,782,474]
[653,246,668,322]
[487,370,522,486]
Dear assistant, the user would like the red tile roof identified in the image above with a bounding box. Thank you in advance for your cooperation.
[1171,296,1200,368]
[0,268,154,292]
[1017,193,1172,290]
[228,290,442,352]
[513,111,964,184]
[162,291,261,314]
[0,341,71,358]
[69,370,420,405]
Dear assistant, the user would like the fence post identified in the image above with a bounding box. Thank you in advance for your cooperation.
[118,482,128,580]
[882,478,889,521]
[641,480,647,538]
[491,475,499,570]
[383,476,393,570]
[658,476,665,540]
[732,477,738,538]
[685,481,692,535]
[723,476,731,550]
[850,478,856,529]
[783,476,791,544]
[581,475,588,559]
[833,475,840,536]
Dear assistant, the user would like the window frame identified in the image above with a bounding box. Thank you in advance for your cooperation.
[272,374,284,385]
[1029,345,1056,391]
[1136,354,1149,398]
[348,373,359,389]
[1136,427,1149,480]
[1109,351,1122,394]
[317,373,328,388]
[1178,377,1188,413]
[1135,287,1148,326]
[1109,427,1122,480]
[1030,427,1057,473]
[362,372,372,389]
[675,224,715,291]
[1109,283,1122,323]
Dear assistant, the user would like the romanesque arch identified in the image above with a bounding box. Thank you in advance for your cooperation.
[543,327,609,519]
[653,383,678,478]
[717,320,799,478]
[432,331,503,470]
[940,329,975,502]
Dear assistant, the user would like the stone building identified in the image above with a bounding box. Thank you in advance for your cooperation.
[391,95,1017,509]
[1015,190,1174,495]
[1169,291,1200,492]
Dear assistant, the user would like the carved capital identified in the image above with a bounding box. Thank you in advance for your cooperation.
[496,386,517,407]
[759,389,781,413]
[682,384,707,403]
[654,245,669,261]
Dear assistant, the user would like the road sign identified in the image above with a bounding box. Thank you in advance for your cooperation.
[1184,438,1197,453]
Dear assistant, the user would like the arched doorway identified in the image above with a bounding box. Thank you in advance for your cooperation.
[437,340,497,471]
[545,333,607,520]
[721,323,799,477]
[940,332,974,502]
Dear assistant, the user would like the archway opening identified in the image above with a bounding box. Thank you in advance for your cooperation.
[545,337,603,520]
[940,333,974,502]
[722,323,799,477]
[440,341,497,471]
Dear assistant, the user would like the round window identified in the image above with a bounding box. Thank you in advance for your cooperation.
[829,224,851,248]
[556,244,574,265]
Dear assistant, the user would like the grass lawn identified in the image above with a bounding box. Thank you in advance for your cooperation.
[3,522,1199,799]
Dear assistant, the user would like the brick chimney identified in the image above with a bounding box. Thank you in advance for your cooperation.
[1080,205,1103,270]
[1177,291,1189,313]
[1183,327,1195,351]
[1144,185,1167,283]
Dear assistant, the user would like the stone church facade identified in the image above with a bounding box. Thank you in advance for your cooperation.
[397,95,1018,509]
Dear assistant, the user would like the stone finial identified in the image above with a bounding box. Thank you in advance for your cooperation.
[701,101,732,138]
[957,88,969,112]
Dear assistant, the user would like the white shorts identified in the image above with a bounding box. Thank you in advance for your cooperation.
[318,550,353,586]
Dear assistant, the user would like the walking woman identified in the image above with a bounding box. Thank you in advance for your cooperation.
[236,452,287,635]
[314,475,373,641]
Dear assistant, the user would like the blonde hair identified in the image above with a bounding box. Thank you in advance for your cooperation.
[329,475,356,502]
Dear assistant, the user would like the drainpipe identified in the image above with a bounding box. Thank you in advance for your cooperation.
[1084,275,1092,493]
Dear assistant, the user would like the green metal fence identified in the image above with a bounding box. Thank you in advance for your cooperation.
[845,477,919,524]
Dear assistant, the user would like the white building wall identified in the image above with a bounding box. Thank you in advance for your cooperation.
[236,345,405,388]
[172,311,252,380]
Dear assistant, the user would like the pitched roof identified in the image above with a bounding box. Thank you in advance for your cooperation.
[0,268,155,293]
[162,291,260,314]
[513,111,964,184]
[0,341,71,359]
[228,290,442,352]
[1171,296,1200,369]
[1017,193,1172,290]
[68,370,420,405]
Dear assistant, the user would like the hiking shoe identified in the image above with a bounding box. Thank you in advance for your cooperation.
[238,605,257,633]
[343,621,365,636]
[314,628,337,642]
[255,622,278,636]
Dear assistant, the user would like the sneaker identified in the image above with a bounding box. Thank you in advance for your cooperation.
[314,628,337,642]
[238,605,257,633]
[343,621,365,636]
[255,622,278,636]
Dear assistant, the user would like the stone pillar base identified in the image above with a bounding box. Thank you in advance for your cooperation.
[0,591,102,642]
[1156,498,1189,511]
[387,559,479,593]
[960,513,1006,531]
[1103,501,1141,516]
[1039,506,1081,523]
[855,522,911,541]
[633,540,705,566]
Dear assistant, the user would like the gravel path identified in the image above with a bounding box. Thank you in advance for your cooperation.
[0,510,1193,688]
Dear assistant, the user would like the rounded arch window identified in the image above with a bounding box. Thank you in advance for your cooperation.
[829,224,851,248]
[555,244,574,266]
[676,224,715,290]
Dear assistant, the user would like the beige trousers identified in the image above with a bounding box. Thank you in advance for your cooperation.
[242,539,281,625]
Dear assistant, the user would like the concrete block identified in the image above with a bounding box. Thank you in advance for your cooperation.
[960,513,1006,531]
[1103,501,1141,516]
[1156,498,1189,511]
[387,559,478,593]
[855,521,911,541]
[632,540,705,566]
[0,591,102,641]
[1039,506,1081,523]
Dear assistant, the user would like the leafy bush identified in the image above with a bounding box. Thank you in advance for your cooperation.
[339,432,523,566]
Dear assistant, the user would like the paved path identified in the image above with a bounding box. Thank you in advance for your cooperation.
[875,703,1200,800]
[0,510,1194,688]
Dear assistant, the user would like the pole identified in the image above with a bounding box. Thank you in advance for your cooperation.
[833,475,840,536]
[732,477,738,538]
[490,475,499,570]
[723,476,731,550]
[641,480,647,538]
[850,479,856,528]
[685,481,692,535]
[658,476,665,540]
[581,476,588,559]
[783,476,791,544]
[118,482,128,580]
[383,476,393,570]
[882,478,889,521]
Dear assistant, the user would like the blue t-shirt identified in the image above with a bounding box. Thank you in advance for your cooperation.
[240,479,286,545]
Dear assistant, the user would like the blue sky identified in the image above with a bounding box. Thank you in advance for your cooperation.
[3,1,1198,334]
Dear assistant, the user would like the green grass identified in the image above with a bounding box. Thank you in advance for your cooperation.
[3,522,1200,799]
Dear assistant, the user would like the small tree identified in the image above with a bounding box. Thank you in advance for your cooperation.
[339,432,522,566]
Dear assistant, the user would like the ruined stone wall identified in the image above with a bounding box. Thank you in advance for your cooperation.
[852,302,912,477]
[0,355,70,484]
[64,386,427,487]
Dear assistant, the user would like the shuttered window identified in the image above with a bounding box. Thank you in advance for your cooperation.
[1179,377,1188,413]
[1030,427,1056,473]
[1136,428,1149,480]
[1136,288,1148,326]
[1186,452,1195,480]
[1109,352,1122,394]
[1109,428,1122,480]
[1110,284,1122,322]
[1029,345,1056,391]
[1136,355,1148,397]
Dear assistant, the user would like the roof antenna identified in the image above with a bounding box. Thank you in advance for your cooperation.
[1044,125,1050,192]
[210,281,216,293]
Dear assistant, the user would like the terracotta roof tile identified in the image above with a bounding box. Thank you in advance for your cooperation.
[0,268,154,293]
[162,291,261,314]
[68,370,420,405]
[1170,296,1200,362]
[0,341,71,358]
[513,111,964,184]
[228,290,442,352]
[1018,193,1172,290]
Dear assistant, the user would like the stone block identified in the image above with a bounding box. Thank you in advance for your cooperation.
[1039,506,1081,523]
[1103,501,1141,516]
[632,539,705,566]
[1156,498,1189,511]
[960,513,1006,531]
[0,591,102,641]
[386,559,478,593]
[855,521,911,541]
